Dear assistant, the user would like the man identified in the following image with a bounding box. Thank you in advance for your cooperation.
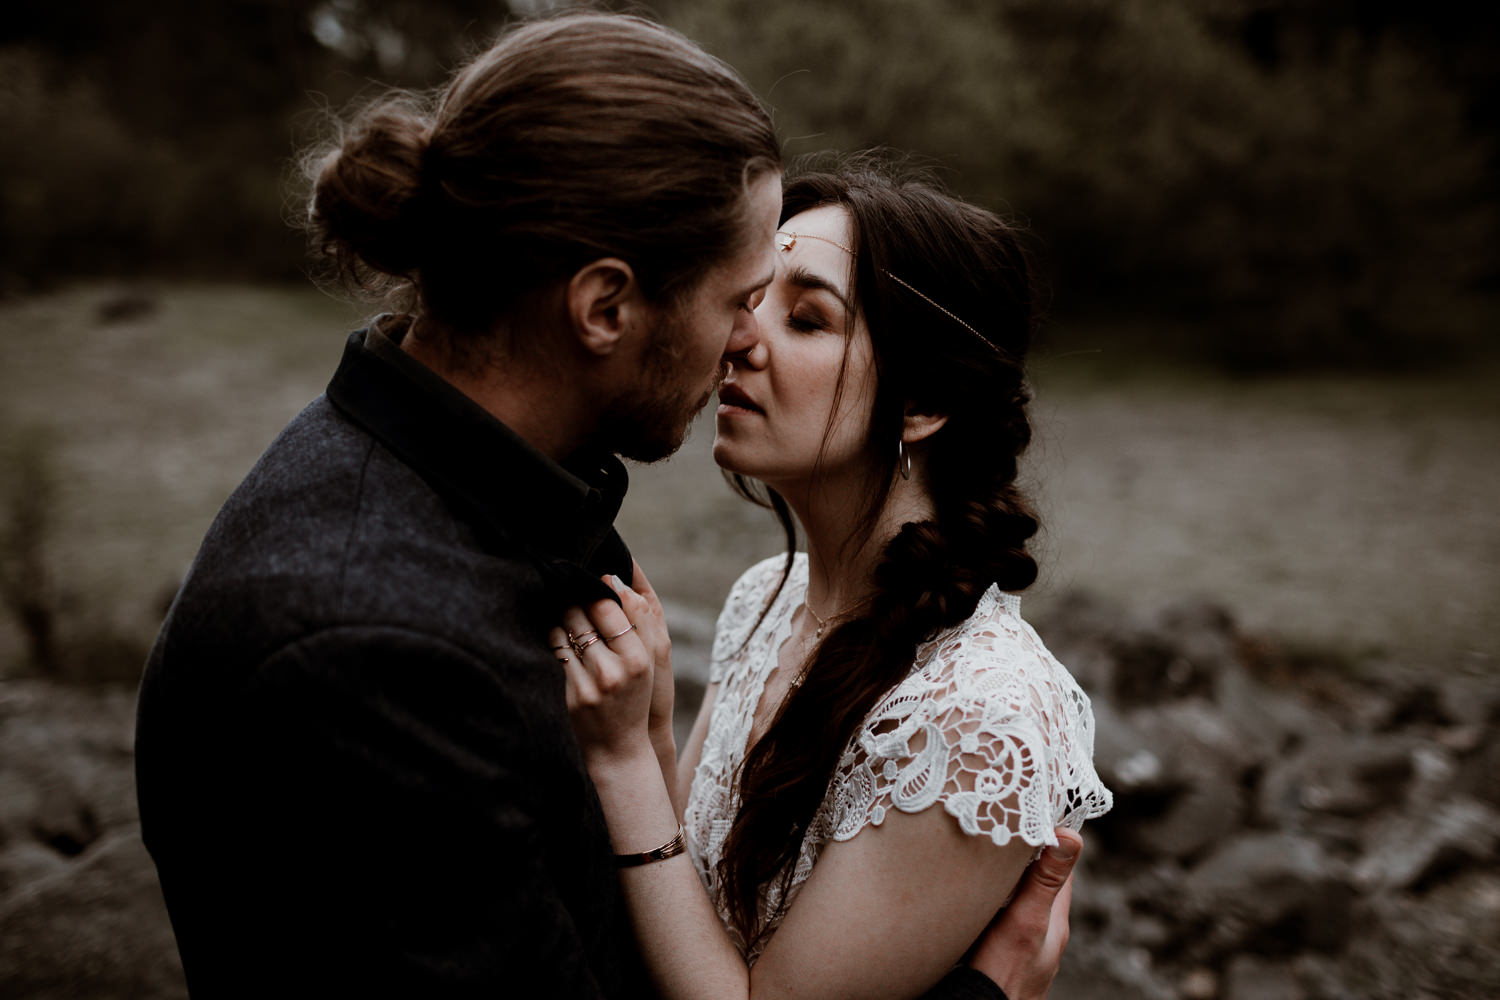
[136,12,1078,998]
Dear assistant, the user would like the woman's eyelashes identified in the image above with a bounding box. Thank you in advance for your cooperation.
[787,308,829,333]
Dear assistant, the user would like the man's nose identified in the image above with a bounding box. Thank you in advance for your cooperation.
[723,306,763,364]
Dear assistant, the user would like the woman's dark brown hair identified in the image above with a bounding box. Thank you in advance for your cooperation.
[718,152,1042,948]
[305,12,780,350]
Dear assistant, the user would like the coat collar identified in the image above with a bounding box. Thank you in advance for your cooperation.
[326,318,633,583]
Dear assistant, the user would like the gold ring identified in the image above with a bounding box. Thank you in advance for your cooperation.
[603,623,637,642]
[571,634,602,655]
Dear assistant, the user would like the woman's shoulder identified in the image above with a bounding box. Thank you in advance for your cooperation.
[910,586,1067,694]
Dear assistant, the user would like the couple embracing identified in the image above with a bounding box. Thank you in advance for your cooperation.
[135,12,1111,1000]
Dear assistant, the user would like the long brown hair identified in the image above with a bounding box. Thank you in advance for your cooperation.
[719,153,1042,949]
[304,12,780,353]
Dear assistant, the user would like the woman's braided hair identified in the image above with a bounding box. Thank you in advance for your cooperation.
[720,152,1043,949]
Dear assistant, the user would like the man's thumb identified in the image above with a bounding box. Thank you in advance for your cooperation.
[1028,828,1082,894]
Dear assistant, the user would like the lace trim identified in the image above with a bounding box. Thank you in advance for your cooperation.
[684,553,1112,963]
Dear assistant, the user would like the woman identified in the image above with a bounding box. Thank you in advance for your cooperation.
[553,156,1112,1000]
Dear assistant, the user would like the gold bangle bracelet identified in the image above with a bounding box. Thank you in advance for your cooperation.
[615,826,687,868]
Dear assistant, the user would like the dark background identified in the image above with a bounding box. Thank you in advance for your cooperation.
[3,0,1497,370]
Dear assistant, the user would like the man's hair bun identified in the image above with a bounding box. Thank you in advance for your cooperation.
[307,96,432,285]
[296,13,780,342]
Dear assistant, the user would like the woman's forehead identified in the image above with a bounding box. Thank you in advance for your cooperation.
[780,204,853,248]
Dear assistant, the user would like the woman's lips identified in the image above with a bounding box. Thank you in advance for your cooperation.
[717,384,763,415]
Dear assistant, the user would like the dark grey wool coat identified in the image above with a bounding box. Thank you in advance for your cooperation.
[136,325,648,998]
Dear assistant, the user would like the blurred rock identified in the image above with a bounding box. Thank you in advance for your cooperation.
[1176,967,1217,1000]
[1222,955,1304,1000]
[0,841,66,897]
[0,827,185,999]
[1256,734,1419,827]
[1352,796,1500,894]
[1337,870,1500,999]
[1050,944,1176,1000]
[1089,697,1168,797]
[0,682,138,853]
[1185,831,1354,956]
[1128,780,1243,863]
[1434,675,1500,729]
[1455,725,1500,807]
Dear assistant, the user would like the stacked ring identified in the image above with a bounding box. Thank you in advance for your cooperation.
[560,622,637,658]
[568,629,602,656]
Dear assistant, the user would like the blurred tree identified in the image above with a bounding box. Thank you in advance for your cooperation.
[661,0,1498,367]
[2,0,1494,367]
[0,0,513,287]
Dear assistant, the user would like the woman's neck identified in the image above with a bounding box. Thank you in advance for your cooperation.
[782,468,935,625]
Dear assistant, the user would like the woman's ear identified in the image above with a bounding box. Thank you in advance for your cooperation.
[566,258,643,357]
[901,407,949,444]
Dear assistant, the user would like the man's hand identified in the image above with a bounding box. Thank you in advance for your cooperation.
[965,828,1083,1000]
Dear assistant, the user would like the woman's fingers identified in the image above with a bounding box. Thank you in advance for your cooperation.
[557,598,657,761]
[562,600,651,691]
[628,558,661,608]
[552,625,596,710]
[604,573,656,629]
[603,571,669,662]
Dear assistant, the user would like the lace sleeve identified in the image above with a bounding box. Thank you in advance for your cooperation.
[823,593,1113,850]
[707,555,790,685]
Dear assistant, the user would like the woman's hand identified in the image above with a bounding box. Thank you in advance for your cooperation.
[609,560,674,739]
[553,561,672,767]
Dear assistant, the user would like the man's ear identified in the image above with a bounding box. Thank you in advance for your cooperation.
[566,258,643,357]
[902,407,949,444]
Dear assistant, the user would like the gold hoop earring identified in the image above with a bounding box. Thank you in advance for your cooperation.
[897,439,912,481]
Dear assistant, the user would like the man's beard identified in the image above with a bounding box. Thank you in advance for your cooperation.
[600,315,725,463]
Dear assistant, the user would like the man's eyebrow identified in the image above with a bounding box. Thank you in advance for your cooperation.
[787,266,851,310]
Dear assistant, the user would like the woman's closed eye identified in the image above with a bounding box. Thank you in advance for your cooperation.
[787,309,829,333]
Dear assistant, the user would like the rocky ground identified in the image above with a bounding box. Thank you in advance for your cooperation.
[1040,593,1500,1000]
[2,594,1496,999]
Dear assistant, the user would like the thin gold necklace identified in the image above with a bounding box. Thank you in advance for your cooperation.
[801,599,855,639]
[794,597,857,690]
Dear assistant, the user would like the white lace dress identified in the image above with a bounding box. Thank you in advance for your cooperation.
[682,553,1113,963]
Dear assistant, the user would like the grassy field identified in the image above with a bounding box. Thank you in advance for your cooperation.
[0,283,1495,683]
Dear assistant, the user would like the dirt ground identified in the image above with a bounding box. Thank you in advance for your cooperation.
[0,283,1495,683]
